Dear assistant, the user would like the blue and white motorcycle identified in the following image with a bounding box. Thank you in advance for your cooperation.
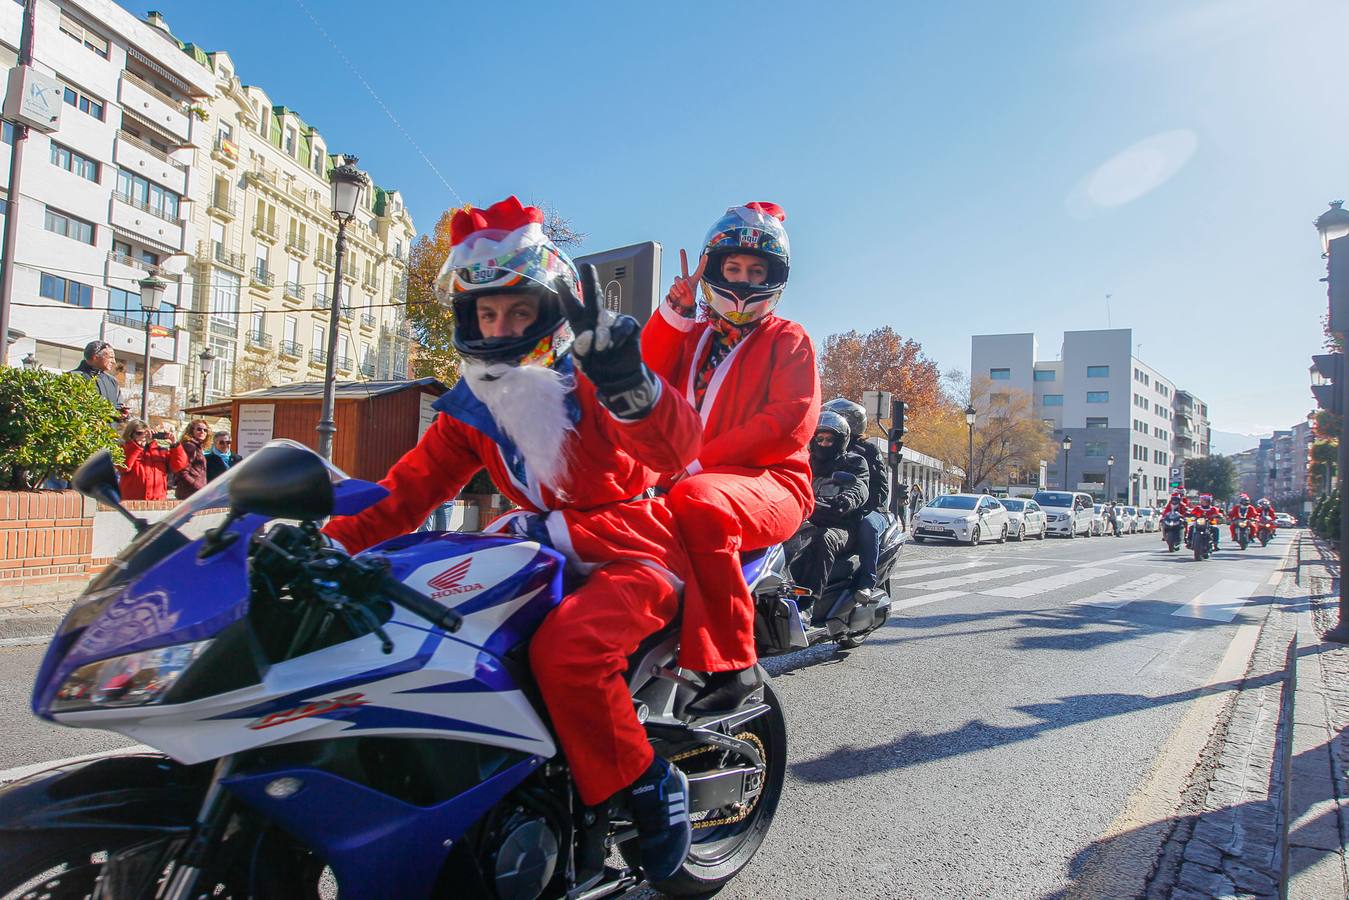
[0,441,785,899]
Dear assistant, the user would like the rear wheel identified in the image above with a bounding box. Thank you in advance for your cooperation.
[1038,523,1047,540]
[628,683,789,897]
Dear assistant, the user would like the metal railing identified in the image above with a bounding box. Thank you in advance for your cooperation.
[361,313,376,328]
[209,319,237,338]
[121,68,182,107]
[247,329,271,348]
[213,134,239,159]
[314,292,331,310]
[107,250,171,276]
[284,281,304,299]
[252,220,278,241]
[334,355,353,372]
[113,190,182,225]
[310,349,328,365]
[251,267,274,287]
[209,192,236,217]
[105,312,145,329]
[339,305,352,321]
[213,243,245,271]
[360,362,375,377]
[117,130,187,171]
[279,339,302,357]
[286,235,309,256]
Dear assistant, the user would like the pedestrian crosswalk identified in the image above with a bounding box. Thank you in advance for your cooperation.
[886,550,1274,624]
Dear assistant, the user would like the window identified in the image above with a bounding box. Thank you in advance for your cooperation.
[1087,365,1109,378]
[285,126,296,156]
[217,122,233,143]
[39,272,92,307]
[62,86,104,120]
[1134,419,1147,433]
[1033,369,1055,382]
[251,305,265,338]
[1154,449,1167,464]
[109,288,172,327]
[211,270,241,325]
[254,247,268,278]
[1086,417,1109,429]
[1087,391,1109,403]
[287,257,300,283]
[990,392,1009,405]
[284,315,297,344]
[59,14,109,58]
[311,143,324,175]
[337,334,349,362]
[989,368,1011,381]
[1133,445,1146,461]
[50,141,99,182]
[116,169,181,221]
[1084,442,1108,458]
[44,208,94,244]
[1042,394,1063,406]
[312,324,325,351]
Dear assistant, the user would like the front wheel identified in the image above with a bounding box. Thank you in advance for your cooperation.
[630,683,789,897]
[1038,524,1047,540]
[998,525,1008,544]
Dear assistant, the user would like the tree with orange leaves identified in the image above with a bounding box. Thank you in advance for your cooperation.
[817,327,944,436]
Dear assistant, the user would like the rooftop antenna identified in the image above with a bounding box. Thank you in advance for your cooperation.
[1105,293,1113,328]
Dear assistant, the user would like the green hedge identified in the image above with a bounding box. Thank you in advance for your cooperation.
[0,367,121,489]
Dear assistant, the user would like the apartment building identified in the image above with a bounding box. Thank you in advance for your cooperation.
[1173,389,1211,463]
[971,329,1203,506]
[185,45,415,402]
[0,0,216,418]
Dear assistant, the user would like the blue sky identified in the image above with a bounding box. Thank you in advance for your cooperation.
[131,0,1349,440]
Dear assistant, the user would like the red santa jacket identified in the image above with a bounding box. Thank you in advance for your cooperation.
[1228,503,1258,525]
[640,303,820,509]
[324,358,700,579]
[1162,498,1189,516]
[1258,505,1278,524]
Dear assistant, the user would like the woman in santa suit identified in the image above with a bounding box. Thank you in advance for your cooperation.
[643,201,820,713]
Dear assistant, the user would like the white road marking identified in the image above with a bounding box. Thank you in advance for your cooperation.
[1075,553,1155,568]
[890,590,969,612]
[981,568,1118,599]
[0,636,49,648]
[1170,579,1263,623]
[903,564,1051,592]
[889,560,998,582]
[1071,573,1188,609]
[0,744,157,784]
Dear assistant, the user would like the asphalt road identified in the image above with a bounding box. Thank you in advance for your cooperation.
[0,526,1290,898]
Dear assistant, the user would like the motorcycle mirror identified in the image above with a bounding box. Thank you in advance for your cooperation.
[74,450,147,533]
[228,443,335,521]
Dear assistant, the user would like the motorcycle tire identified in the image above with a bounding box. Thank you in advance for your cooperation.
[1260,535,1270,547]
[1239,533,1248,550]
[623,682,789,897]
[1167,540,1177,552]
[1193,541,1204,561]
[838,629,869,649]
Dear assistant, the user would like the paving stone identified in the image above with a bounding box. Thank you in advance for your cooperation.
[1177,861,1237,898]
[1182,837,1225,870]
[1227,861,1278,894]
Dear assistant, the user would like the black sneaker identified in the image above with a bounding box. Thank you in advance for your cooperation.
[685,667,763,717]
[628,757,691,882]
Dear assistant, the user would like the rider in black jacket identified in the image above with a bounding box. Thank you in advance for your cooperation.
[823,398,889,594]
[787,409,870,623]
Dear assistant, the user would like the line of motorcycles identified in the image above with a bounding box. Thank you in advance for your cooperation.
[1160,510,1276,561]
[0,443,903,900]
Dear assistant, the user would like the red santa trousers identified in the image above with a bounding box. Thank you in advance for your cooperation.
[667,465,808,672]
[529,560,680,806]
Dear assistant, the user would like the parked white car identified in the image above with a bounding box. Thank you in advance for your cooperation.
[1091,505,1109,536]
[912,493,1010,545]
[1120,506,1139,533]
[1000,497,1046,541]
[1033,490,1095,538]
[1274,512,1297,528]
[1137,507,1158,532]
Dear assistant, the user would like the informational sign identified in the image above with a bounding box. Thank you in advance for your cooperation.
[237,403,275,455]
[1169,466,1183,489]
[574,242,662,324]
[418,392,437,438]
[861,390,892,422]
[3,66,61,133]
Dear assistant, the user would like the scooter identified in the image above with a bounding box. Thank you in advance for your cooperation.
[0,443,784,900]
[1161,510,1184,552]
[752,512,904,654]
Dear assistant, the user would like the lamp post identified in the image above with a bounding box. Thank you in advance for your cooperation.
[317,155,369,460]
[1061,434,1072,490]
[964,403,976,492]
[1136,466,1145,506]
[1107,454,1115,502]
[1316,201,1349,642]
[137,275,166,420]
[198,346,216,408]
[20,351,37,370]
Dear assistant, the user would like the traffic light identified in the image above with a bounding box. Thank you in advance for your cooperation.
[887,399,907,466]
[1312,353,1343,415]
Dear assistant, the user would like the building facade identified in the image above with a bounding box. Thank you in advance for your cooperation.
[971,329,1206,507]
[1,0,216,419]
[185,45,415,404]
[1172,389,1211,463]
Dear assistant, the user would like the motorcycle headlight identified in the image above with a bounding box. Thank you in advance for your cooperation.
[52,639,212,713]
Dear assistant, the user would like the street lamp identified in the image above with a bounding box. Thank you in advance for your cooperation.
[137,274,166,420]
[1061,434,1072,491]
[1107,454,1115,502]
[317,155,369,460]
[1135,465,1145,506]
[20,351,37,370]
[198,345,216,407]
[1315,201,1349,642]
[964,403,976,492]
[1315,200,1349,257]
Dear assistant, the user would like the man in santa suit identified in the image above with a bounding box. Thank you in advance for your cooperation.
[643,201,820,713]
[1228,493,1258,542]
[324,198,701,880]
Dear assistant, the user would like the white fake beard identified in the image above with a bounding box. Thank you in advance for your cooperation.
[460,358,577,494]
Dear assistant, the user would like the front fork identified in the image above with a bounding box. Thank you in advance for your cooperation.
[160,756,236,900]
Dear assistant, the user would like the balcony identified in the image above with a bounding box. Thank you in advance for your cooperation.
[314,292,331,310]
[194,241,246,274]
[361,312,376,329]
[101,314,178,363]
[106,250,177,282]
[310,349,328,366]
[360,362,375,377]
[114,132,188,196]
[209,318,237,338]
[119,70,190,144]
[284,281,304,300]
[285,235,309,257]
[340,304,352,322]
[246,329,272,349]
[314,252,334,272]
[279,339,302,358]
[245,164,278,189]
[211,134,240,167]
[250,267,275,289]
[111,193,184,251]
[207,191,237,220]
[362,274,381,293]
[252,219,279,243]
[334,355,353,373]
[113,190,183,226]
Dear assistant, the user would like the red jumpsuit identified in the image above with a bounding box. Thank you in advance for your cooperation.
[1228,503,1257,540]
[1258,505,1278,536]
[642,302,820,672]
[324,363,700,806]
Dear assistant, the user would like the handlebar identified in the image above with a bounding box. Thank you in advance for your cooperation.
[373,571,464,634]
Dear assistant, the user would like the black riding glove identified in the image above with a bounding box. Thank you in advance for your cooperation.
[559,263,660,420]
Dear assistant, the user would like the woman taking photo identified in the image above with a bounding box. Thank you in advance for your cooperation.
[118,418,170,501]
[170,419,210,500]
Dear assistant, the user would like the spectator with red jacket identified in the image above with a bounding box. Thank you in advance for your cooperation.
[643,201,820,714]
[118,418,170,501]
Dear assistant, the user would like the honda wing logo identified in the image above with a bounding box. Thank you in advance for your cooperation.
[426,556,484,599]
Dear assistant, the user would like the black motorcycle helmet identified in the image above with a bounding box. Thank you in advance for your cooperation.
[822,398,867,447]
[811,410,851,462]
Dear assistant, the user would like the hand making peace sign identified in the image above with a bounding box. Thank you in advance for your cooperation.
[664,249,707,314]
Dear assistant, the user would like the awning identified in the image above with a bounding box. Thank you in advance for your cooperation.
[111,223,183,257]
[127,46,202,97]
[183,400,232,417]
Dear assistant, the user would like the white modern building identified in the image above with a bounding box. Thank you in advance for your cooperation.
[971,329,1207,506]
[1,0,216,419]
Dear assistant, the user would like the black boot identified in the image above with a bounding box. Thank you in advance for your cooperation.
[685,667,763,717]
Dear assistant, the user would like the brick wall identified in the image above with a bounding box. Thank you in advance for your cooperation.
[0,491,95,605]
